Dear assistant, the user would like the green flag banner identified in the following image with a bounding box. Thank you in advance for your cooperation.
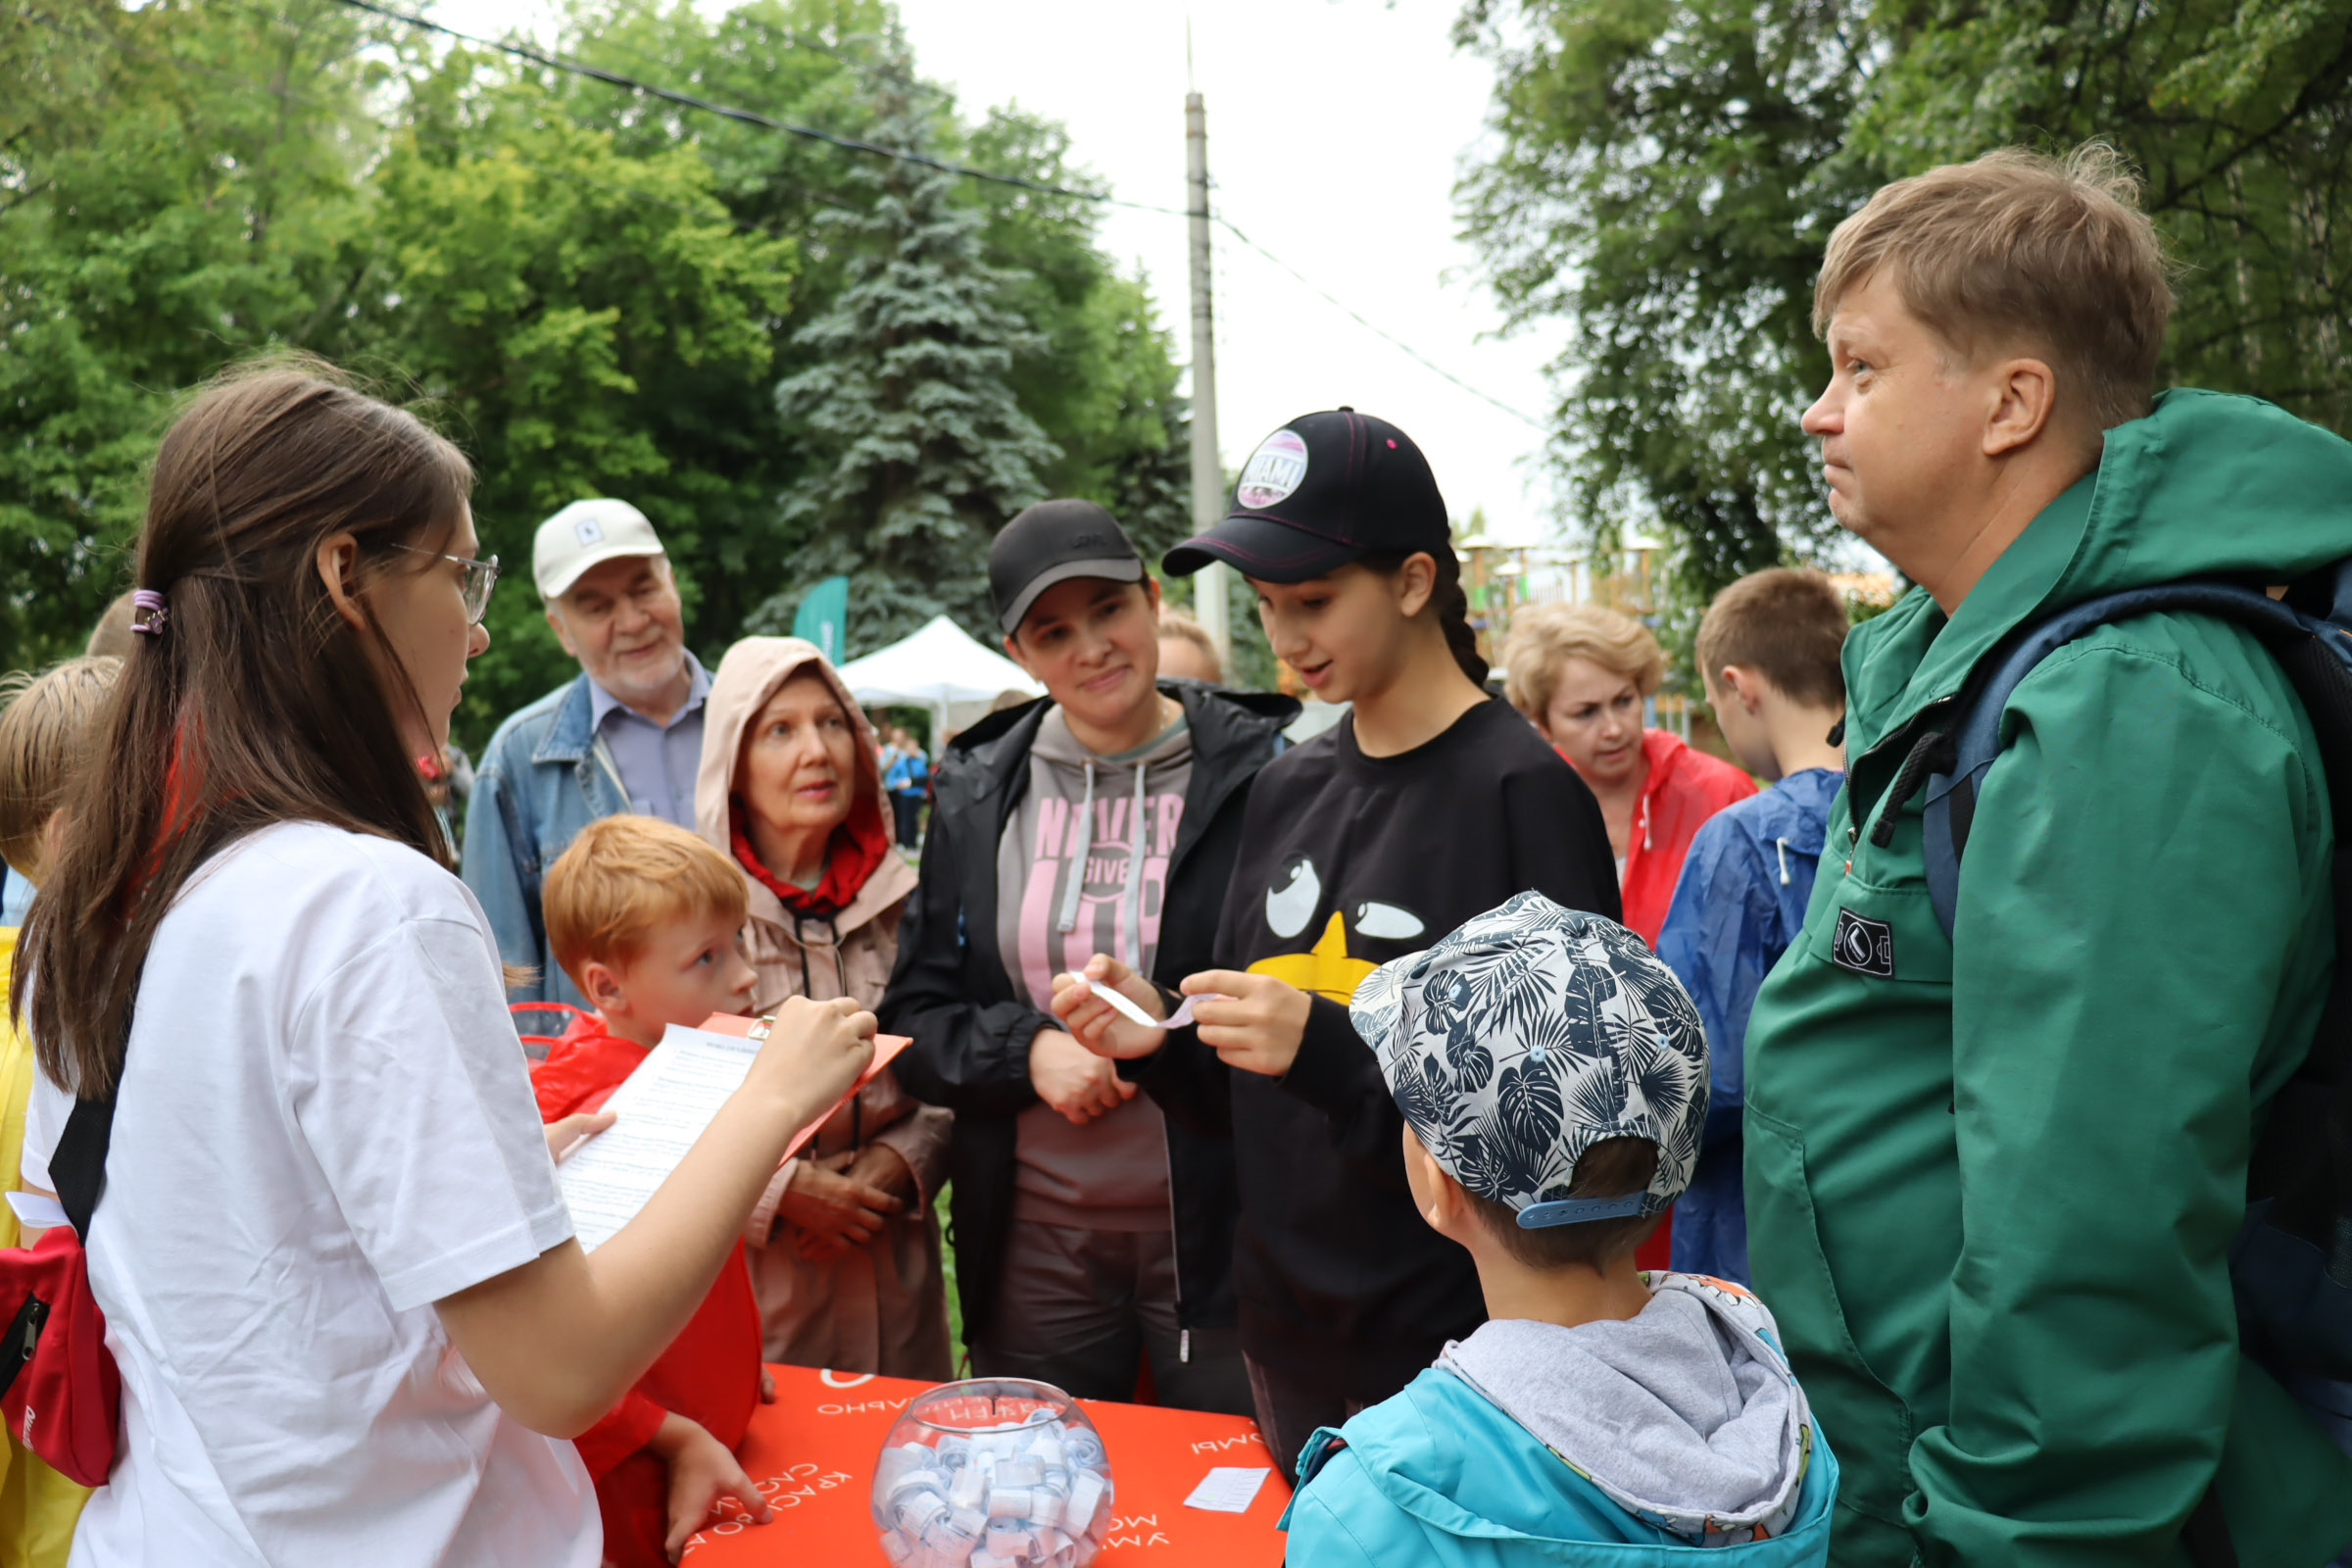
[792,576,850,665]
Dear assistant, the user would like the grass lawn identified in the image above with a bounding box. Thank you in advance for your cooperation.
[936,1181,966,1372]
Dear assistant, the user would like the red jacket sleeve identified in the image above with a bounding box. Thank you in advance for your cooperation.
[571,1388,669,1480]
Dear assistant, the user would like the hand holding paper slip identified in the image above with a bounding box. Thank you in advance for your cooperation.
[557,1014,909,1252]
[1064,975,1224,1031]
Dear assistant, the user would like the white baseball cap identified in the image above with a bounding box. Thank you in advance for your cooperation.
[534,499,667,599]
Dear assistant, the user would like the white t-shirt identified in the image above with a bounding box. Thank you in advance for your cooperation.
[22,821,597,1566]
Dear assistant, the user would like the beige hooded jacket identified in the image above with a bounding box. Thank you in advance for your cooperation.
[695,636,952,1379]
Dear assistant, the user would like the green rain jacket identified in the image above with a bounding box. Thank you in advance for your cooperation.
[1743,389,2352,1568]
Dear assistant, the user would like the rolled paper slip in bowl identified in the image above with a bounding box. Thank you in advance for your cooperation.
[1070,978,1231,1032]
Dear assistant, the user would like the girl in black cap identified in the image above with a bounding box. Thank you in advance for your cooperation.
[881,500,1297,1414]
[1053,411,1620,1476]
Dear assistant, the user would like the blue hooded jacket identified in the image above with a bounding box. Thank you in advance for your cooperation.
[1280,1275,1837,1566]
[1654,770,1842,1285]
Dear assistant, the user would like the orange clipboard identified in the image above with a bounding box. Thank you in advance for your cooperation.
[696,1012,911,1163]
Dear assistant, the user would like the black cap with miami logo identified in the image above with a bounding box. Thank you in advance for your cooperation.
[1161,408,1448,582]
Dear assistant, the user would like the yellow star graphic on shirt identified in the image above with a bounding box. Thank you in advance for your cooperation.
[1249,911,1379,1004]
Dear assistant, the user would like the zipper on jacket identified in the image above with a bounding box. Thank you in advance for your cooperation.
[1162,1102,1188,1358]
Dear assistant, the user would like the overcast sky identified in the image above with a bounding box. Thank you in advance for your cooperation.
[444,0,1571,546]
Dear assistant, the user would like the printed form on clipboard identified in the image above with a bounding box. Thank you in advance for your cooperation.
[555,1011,909,1252]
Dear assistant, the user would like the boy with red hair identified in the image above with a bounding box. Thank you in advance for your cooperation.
[534,813,773,1565]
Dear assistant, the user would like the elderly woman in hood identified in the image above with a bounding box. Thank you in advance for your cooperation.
[695,636,952,1379]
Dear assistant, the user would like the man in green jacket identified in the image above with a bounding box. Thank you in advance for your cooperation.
[1744,146,2352,1566]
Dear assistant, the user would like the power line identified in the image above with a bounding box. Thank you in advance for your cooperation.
[10,0,1546,429]
[331,0,1545,426]
[1216,217,1544,429]
[0,4,852,233]
[330,0,1190,218]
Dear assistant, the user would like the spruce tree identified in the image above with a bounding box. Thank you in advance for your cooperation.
[760,57,1058,655]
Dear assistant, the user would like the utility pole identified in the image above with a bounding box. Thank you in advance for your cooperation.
[1185,87,1231,667]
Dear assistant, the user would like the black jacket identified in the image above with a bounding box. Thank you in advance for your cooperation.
[881,679,1298,1347]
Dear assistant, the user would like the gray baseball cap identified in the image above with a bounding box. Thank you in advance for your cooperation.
[988,500,1146,635]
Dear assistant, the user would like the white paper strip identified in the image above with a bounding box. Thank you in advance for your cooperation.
[1183,1466,1271,1514]
[1078,979,1228,1032]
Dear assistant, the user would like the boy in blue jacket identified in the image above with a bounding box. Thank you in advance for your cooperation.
[1281,892,1836,1565]
[1656,568,1848,1285]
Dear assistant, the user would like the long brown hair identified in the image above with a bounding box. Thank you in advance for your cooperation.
[15,359,473,1096]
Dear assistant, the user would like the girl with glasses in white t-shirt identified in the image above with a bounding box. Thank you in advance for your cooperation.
[10,360,872,1566]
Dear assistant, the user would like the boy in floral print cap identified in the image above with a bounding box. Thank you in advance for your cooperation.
[1278,892,1838,1566]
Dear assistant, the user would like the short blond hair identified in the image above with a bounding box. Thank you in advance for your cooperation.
[0,656,123,881]
[543,815,748,987]
[85,591,138,660]
[1695,569,1849,710]
[1815,144,2175,433]
[1503,602,1666,718]
[1156,606,1223,683]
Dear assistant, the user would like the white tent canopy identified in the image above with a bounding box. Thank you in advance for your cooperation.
[837,614,1042,744]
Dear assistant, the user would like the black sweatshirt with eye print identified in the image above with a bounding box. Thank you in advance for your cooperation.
[1130,695,1619,1403]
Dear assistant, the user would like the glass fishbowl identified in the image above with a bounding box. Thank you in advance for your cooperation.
[871,1378,1114,1567]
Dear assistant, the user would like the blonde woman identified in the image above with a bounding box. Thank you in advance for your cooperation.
[1503,602,1755,946]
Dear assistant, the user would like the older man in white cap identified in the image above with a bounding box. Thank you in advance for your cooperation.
[461,499,712,1011]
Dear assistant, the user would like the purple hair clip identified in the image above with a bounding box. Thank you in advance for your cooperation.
[130,588,169,637]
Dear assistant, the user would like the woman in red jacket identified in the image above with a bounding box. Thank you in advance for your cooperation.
[1503,602,1756,947]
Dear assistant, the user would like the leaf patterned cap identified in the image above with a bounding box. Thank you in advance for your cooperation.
[1350,891,1709,1227]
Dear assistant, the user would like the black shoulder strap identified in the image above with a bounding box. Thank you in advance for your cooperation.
[49,995,131,1242]
[49,1093,114,1242]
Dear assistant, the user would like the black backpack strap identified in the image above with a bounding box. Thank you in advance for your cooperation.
[2182,1480,2239,1568]
[2247,627,2352,1228]
[47,993,133,1243]
[48,1092,116,1244]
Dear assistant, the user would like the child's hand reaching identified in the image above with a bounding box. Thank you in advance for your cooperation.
[1051,955,1174,1060]
[651,1410,769,1563]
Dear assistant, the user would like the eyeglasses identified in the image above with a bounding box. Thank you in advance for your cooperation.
[393,546,501,625]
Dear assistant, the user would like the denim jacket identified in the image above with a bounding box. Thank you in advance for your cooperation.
[460,673,630,1008]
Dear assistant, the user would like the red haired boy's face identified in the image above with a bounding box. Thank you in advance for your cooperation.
[591,908,757,1045]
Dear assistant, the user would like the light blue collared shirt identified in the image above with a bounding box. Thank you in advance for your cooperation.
[586,650,712,830]
[1,865,31,927]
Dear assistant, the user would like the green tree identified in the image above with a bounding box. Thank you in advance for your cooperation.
[757,59,1058,654]
[1849,1,2352,431]
[1,0,1201,709]
[964,110,1196,562]
[1456,0,2352,602]
[330,49,799,743]
[0,0,378,665]
[564,1,1197,626]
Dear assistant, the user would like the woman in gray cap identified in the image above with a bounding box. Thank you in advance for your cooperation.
[882,500,1296,1413]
